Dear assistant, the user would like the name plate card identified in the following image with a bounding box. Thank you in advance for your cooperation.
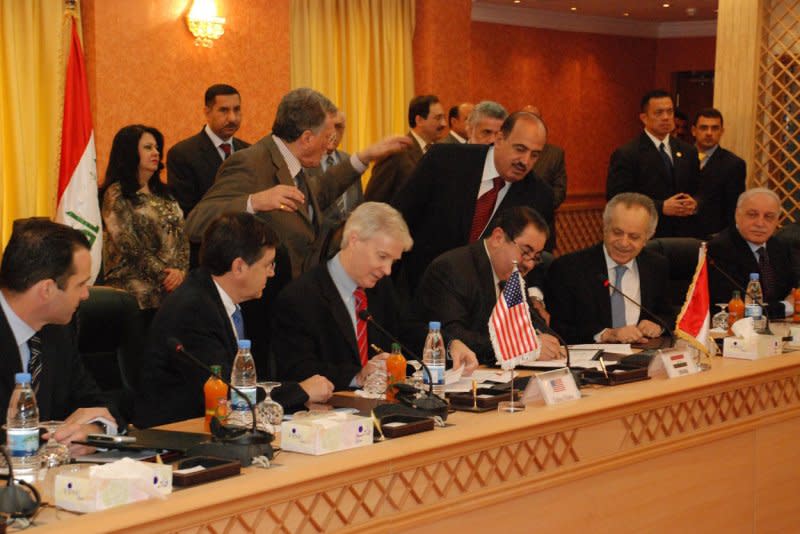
[521,367,581,406]
[648,349,700,379]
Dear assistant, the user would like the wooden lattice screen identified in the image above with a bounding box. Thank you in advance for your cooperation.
[754,0,800,223]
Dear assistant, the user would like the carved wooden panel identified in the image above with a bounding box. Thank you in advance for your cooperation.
[174,369,800,534]
[553,202,604,257]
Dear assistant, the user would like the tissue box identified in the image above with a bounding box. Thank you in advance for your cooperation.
[54,461,172,513]
[281,412,373,455]
[723,335,782,360]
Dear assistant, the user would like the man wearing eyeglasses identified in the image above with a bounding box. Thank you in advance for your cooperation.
[413,206,561,365]
[708,188,795,319]
[545,193,672,344]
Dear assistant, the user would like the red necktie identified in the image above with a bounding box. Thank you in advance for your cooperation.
[469,177,504,242]
[220,142,232,159]
[354,288,368,366]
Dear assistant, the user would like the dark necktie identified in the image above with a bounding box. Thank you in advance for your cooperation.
[326,154,335,170]
[294,170,313,221]
[231,306,245,340]
[353,288,368,366]
[610,265,627,328]
[28,334,43,394]
[469,177,504,242]
[757,246,777,300]
[659,142,673,173]
[220,142,232,160]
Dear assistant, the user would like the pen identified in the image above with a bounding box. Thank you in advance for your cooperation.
[599,357,609,379]
[370,343,384,354]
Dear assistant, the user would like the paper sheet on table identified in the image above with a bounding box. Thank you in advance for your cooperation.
[517,349,608,370]
[569,343,633,355]
[444,368,514,393]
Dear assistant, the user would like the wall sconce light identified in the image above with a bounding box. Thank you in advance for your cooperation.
[186,0,225,47]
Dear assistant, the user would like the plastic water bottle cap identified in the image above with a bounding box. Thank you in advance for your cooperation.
[237,339,251,350]
[429,321,441,329]
[749,273,760,281]
[14,372,31,384]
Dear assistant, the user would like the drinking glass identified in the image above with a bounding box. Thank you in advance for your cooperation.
[256,382,284,434]
[38,420,70,469]
[712,303,729,330]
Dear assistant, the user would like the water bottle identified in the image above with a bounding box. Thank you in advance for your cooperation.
[229,339,257,426]
[422,321,446,397]
[6,373,39,479]
[745,273,766,331]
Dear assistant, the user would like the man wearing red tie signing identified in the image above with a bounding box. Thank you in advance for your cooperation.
[272,202,478,391]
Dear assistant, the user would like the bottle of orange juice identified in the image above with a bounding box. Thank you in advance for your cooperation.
[794,285,800,323]
[728,290,745,333]
[385,343,407,401]
[204,365,228,431]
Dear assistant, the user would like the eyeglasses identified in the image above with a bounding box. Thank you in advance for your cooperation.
[513,241,542,263]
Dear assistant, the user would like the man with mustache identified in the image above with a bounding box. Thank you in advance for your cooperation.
[544,193,673,344]
[168,84,250,219]
[708,188,795,319]
[606,89,700,238]
[414,206,561,365]
[392,111,555,295]
[466,100,508,145]
[364,95,447,203]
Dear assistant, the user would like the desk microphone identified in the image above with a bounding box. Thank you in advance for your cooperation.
[168,337,273,466]
[597,275,676,347]
[357,310,448,417]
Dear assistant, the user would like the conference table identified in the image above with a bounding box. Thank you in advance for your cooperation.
[31,352,800,533]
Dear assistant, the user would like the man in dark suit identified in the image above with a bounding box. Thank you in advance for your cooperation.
[319,110,361,226]
[441,102,473,144]
[167,84,250,218]
[0,219,122,454]
[392,111,555,295]
[364,95,447,203]
[136,213,333,428]
[185,88,410,279]
[272,203,478,391]
[606,89,700,238]
[545,193,672,344]
[692,108,746,237]
[708,189,794,319]
[414,206,560,365]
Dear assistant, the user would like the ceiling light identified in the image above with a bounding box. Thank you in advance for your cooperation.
[623,12,630,16]
[662,3,670,7]
[570,6,577,11]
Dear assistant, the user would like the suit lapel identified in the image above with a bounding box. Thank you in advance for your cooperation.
[199,269,237,353]
[0,307,22,399]
[267,137,314,229]
[471,242,498,320]
[591,245,613,326]
[640,133,674,190]
[198,128,224,171]
[461,146,491,240]
[317,269,360,363]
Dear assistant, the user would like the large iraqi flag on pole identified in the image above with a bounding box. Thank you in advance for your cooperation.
[56,16,102,283]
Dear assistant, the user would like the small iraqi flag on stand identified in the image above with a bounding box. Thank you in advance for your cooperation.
[675,242,712,355]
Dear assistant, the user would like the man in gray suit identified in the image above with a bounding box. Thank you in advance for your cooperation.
[319,110,362,226]
[466,100,508,145]
[185,88,410,279]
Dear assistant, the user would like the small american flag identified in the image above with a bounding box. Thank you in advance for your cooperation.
[550,378,566,392]
[488,266,540,369]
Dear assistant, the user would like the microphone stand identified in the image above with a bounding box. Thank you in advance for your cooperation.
[358,311,449,417]
[169,338,273,466]
[599,275,677,348]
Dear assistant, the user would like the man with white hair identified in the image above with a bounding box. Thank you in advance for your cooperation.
[466,100,508,145]
[272,202,478,391]
[708,188,794,318]
[545,192,673,344]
